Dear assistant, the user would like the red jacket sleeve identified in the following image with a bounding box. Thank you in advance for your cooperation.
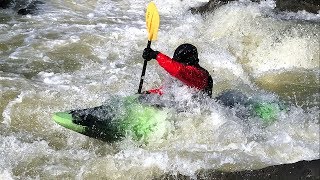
[155,53,209,91]
[146,87,163,95]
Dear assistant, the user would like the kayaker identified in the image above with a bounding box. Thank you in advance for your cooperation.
[142,43,213,97]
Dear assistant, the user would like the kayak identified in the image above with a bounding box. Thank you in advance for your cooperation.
[53,95,170,142]
[53,91,285,142]
[215,90,285,125]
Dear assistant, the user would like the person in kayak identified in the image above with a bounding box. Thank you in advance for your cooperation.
[142,43,213,97]
[142,43,285,124]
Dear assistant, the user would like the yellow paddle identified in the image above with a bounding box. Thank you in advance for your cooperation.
[138,2,160,94]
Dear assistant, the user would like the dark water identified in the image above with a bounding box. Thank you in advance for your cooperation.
[0,0,319,179]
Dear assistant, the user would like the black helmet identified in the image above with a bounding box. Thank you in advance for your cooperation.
[173,43,199,65]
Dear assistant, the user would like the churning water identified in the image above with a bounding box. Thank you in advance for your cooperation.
[0,0,319,179]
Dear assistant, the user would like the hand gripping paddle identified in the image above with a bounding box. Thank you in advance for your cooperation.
[138,2,160,94]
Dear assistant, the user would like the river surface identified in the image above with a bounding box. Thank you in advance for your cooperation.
[0,0,319,179]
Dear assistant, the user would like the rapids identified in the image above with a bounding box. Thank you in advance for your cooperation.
[0,0,319,179]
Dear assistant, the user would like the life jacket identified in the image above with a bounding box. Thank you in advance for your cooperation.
[147,53,213,97]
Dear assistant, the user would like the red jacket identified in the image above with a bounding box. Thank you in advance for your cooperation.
[147,52,213,97]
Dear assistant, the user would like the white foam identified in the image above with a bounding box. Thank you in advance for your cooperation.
[0,0,319,178]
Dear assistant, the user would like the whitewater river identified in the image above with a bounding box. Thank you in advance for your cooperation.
[0,0,319,179]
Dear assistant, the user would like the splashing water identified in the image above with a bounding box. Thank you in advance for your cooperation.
[0,0,319,179]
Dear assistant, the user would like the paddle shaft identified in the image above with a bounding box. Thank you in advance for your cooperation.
[138,40,152,94]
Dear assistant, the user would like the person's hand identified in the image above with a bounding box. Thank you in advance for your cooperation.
[142,48,159,61]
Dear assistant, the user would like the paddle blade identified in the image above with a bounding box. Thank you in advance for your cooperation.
[146,2,160,41]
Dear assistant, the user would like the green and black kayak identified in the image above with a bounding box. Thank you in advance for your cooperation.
[53,95,170,142]
[53,92,285,142]
[214,90,286,125]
